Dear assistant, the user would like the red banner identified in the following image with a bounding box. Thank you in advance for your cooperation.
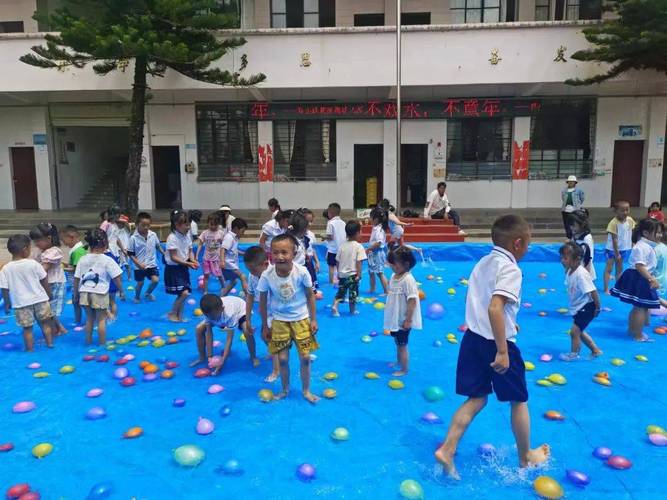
[512,140,530,180]
[258,144,273,182]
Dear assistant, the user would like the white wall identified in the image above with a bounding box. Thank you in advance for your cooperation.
[643,97,667,207]
[0,0,38,32]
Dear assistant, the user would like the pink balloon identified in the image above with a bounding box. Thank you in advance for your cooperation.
[26,362,41,370]
[74,326,84,331]
[86,388,104,398]
[123,354,135,361]
[12,401,36,413]
[208,384,224,394]
[208,356,223,368]
[539,354,553,362]
[212,340,222,348]
[196,417,215,435]
[607,455,632,470]
[649,433,667,446]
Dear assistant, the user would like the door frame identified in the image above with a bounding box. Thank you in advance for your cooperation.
[611,139,644,207]
[400,143,429,208]
[150,135,184,210]
[353,144,383,208]
[9,146,39,210]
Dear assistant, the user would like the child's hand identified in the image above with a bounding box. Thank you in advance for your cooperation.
[615,254,622,264]
[261,325,271,343]
[314,262,320,273]
[310,319,318,335]
[402,319,412,329]
[490,351,510,374]
[244,322,255,336]
[650,277,660,289]
[189,261,199,270]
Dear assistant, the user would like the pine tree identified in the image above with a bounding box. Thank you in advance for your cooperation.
[20,0,265,212]
[567,0,667,85]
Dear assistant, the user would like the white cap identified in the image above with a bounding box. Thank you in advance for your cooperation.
[219,205,232,211]
[566,175,578,183]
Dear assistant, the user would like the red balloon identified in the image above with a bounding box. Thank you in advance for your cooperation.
[114,359,128,366]
[165,361,179,369]
[0,442,14,452]
[194,368,211,378]
[96,355,109,362]
[6,484,30,499]
[120,376,136,387]
[18,492,40,500]
[607,455,632,470]
[82,355,95,361]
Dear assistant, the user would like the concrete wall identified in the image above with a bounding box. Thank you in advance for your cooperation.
[0,0,38,32]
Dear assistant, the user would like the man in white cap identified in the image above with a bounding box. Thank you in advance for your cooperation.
[561,175,585,239]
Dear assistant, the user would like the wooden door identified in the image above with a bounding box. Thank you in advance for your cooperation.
[10,147,38,209]
[152,146,181,209]
[353,144,383,208]
[611,140,644,206]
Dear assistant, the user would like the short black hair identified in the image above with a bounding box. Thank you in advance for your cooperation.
[300,208,313,216]
[29,222,61,247]
[136,212,152,222]
[268,198,280,210]
[232,218,248,231]
[243,246,267,266]
[491,214,530,248]
[437,182,446,189]
[7,234,30,256]
[84,228,108,250]
[271,233,298,251]
[559,241,583,260]
[387,246,417,270]
[328,202,341,216]
[275,210,292,222]
[200,293,222,315]
[288,212,308,235]
[189,210,203,223]
[345,220,361,237]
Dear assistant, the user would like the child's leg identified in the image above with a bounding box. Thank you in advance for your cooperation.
[190,321,208,366]
[84,306,95,344]
[265,355,280,382]
[108,294,117,321]
[168,290,189,321]
[603,258,613,292]
[580,331,602,356]
[614,257,624,281]
[435,396,488,478]
[134,280,145,302]
[96,309,107,345]
[22,326,34,352]
[369,272,376,293]
[628,306,645,339]
[379,272,389,294]
[396,345,409,375]
[40,317,54,347]
[298,350,319,403]
[569,324,582,354]
[145,275,159,299]
[275,349,290,399]
[74,300,82,325]
[644,307,650,326]
[202,273,210,294]
[511,401,550,467]
[221,277,237,296]
[328,264,335,284]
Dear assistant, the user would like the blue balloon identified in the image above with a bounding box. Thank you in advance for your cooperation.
[566,469,591,487]
[478,443,496,458]
[219,405,232,417]
[85,407,107,420]
[217,459,244,476]
[87,482,114,499]
[173,398,186,408]
[592,446,612,459]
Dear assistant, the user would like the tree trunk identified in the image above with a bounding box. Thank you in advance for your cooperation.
[124,56,148,214]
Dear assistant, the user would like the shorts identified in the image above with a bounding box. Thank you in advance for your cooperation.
[200,315,246,333]
[367,248,387,274]
[335,275,359,302]
[164,265,191,296]
[134,267,160,282]
[573,301,596,330]
[391,328,410,346]
[49,282,66,316]
[269,318,319,355]
[326,252,337,267]
[456,330,528,403]
[222,268,240,282]
[203,259,222,277]
[14,301,53,328]
[604,249,631,261]
[79,292,110,310]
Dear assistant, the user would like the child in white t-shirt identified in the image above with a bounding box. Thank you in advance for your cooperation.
[117,215,132,280]
[165,210,199,322]
[324,203,346,284]
[259,210,290,255]
[559,242,602,361]
[604,201,635,293]
[301,208,321,292]
[332,220,366,317]
[367,207,389,295]
[128,212,165,303]
[0,234,54,351]
[221,218,249,296]
[74,229,124,345]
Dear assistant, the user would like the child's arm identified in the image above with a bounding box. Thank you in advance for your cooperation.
[236,269,248,293]
[220,248,226,269]
[258,232,268,248]
[72,277,80,303]
[157,242,166,257]
[611,233,621,260]
[244,292,255,335]
[129,252,144,269]
[259,291,270,342]
[41,261,52,274]
[1,288,10,314]
[306,287,318,334]
[112,276,125,300]
[635,263,659,289]
[402,297,417,329]
[488,295,510,373]
[169,249,197,269]
[590,290,601,317]
[355,258,363,281]
[218,329,234,370]
[389,212,412,227]
[188,247,199,269]
[195,239,204,261]
[40,278,52,301]
[312,250,320,272]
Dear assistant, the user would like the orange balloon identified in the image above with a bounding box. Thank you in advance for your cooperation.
[139,360,150,369]
[123,426,143,439]
[654,327,666,335]
[418,290,426,300]
[139,329,152,339]
[167,337,178,345]
[160,370,174,379]
[143,364,159,374]
[595,371,610,379]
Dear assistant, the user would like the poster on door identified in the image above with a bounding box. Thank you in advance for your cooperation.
[258,144,273,182]
[512,140,530,180]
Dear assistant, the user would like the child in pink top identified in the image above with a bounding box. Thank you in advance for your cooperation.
[196,213,225,294]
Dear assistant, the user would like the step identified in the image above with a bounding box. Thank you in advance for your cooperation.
[360,225,459,235]
[403,233,465,243]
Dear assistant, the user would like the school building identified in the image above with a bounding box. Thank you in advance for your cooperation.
[0,0,665,212]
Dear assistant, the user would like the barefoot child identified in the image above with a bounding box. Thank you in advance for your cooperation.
[570,211,596,280]
[604,201,635,293]
[367,207,389,295]
[165,210,199,322]
[244,246,278,380]
[324,203,346,284]
[610,217,662,341]
[61,225,87,325]
[435,215,550,477]
[259,210,290,256]
[332,220,366,317]
[197,213,225,294]
[117,215,132,281]
[128,212,164,303]
[221,218,249,296]
[191,294,251,375]
[559,242,602,361]
[384,246,422,376]
[257,234,319,403]
[0,234,54,351]
[301,208,321,291]
[73,230,124,345]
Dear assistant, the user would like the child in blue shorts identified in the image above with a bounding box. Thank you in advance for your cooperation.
[435,215,550,478]
[604,200,635,293]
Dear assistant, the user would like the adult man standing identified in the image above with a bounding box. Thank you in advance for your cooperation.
[424,182,466,236]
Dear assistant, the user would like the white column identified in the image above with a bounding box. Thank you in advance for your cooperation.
[511,116,531,208]
[642,97,667,207]
[383,120,397,202]
[138,122,154,210]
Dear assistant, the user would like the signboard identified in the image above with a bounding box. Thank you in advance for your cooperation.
[33,134,47,145]
[619,125,642,137]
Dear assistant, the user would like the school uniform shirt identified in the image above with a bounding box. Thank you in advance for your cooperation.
[221,232,240,270]
[336,240,367,278]
[325,216,346,254]
[165,231,192,266]
[566,265,596,314]
[247,265,274,304]
[384,272,422,331]
[199,229,224,262]
[69,241,88,266]
[654,243,667,291]
[465,246,522,342]
[256,263,312,322]
[629,238,657,273]
[306,230,317,257]
[294,236,307,266]
[40,247,66,284]
[190,221,199,239]
[369,224,387,249]
[204,296,246,329]
[261,219,284,250]
[574,232,596,280]
[0,259,49,308]
[106,223,122,257]
[128,230,160,269]
[74,253,122,295]
[605,217,635,251]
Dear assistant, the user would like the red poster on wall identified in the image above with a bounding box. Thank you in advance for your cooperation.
[258,144,273,182]
[512,140,530,180]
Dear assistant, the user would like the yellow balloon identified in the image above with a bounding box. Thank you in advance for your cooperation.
[167,331,176,337]
[524,361,535,371]
[116,338,128,345]
[258,389,274,402]
[388,379,404,390]
[33,371,50,378]
[446,333,456,339]
[373,302,385,310]
[447,288,456,295]
[194,308,203,317]
[32,442,53,459]
[635,354,648,362]
[322,388,337,399]
[533,476,563,499]
[106,344,116,351]
[536,379,553,387]
[610,358,625,366]
[324,372,338,381]
[592,376,612,386]
[177,329,187,336]
[646,425,666,436]
[364,372,380,380]
[547,373,567,385]
[239,333,246,342]
[447,337,458,344]
[127,335,137,341]
[59,365,75,375]
[137,340,149,347]
[152,340,166,348]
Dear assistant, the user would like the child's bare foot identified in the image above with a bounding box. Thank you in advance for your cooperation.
[522,444,551,468]
[303,391,320,404]
[133,298,141,304]
[591,350,603,358]
[273,390,289,400]
[251,358,261,368]
[392,370,407,376]
[145,294,156,301]
[434,448,460,480]
[264,372,279,382]
[189,358,205,368]
[167,313,181,323]
[107,312,116,323]
[331,308,340,317]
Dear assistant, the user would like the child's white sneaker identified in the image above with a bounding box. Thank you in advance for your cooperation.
[559,352,580,362]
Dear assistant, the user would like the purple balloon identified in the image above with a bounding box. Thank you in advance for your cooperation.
[143,373,158,382]
[649,433,667,446]
[196,417,215,435]
[85,406,107,420]
[426,303,446,320]
[12,401,36,414]
[420,411,442,424]
[566,469,591,487]
[113,367,129,380]
[592,446,613,459]
[173,398,186,408]
[478,443,496,457]
[369,331,379,337]
[296,463,316,481]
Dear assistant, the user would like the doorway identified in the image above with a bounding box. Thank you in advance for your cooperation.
[401,144,428,207]
[10,147,38,209]
[611,140,644,206]
[353,145,383,208]
[152,146,182,209]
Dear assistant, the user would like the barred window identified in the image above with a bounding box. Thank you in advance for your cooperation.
[451,0,515,23]
[196,106,258,181]
[446,118,512,180]
[529,100,595,179]
[535,0,550,20]
[273,120,336,181]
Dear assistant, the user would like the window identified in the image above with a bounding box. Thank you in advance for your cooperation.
[450,0,515,23]
[196,106,259,181]
[271,0,335,28]
[216,0,242,28]
[273,120,336,181]
[554,0,601,20]
[354,13,385,26]
[0,21,24,33]
[446,118,512,180]
[401,12,431,25]
[529,100,595,179]
[535,0,550,20]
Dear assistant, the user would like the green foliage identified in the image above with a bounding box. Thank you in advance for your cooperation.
[567,0,667,85]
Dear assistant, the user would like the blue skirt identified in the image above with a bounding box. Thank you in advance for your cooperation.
[368,248,387,274]
[164,264,191,296]
[610,269,660,309]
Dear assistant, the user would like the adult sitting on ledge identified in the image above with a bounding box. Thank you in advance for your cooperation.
[424,182,466,236]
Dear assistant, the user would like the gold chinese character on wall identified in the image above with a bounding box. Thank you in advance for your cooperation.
[489,49,502,65]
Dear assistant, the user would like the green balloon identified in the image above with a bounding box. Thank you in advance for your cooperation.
[399,479,424,499]
[173,444,205,467]
[331,427,350,441]
[423,386,445,402]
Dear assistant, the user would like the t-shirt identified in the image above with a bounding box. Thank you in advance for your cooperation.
[384,272,422,331]
[165,231,192,266]
[369,224,387,250]
[204,296,246,329]
[306,230,317,257]
[40,247,65,284]
[325,216,346,254]
[69,241,88,267]
[0,259,49,308]
[574,232,596,280]
[566,265,596,314]
[629,238,657,273]
[294,236,307,266]
[74,253,122,295]
[199,229,225,262]
[388,213,404,238]
[425,189,448,217]
[336,240,367,278]
[128,230,160,269]
[221,232,239,270]
[606,217,635,251]
[256,263,312,322]
[190,221,199,238]
[261,219,284,250]
[654,243,667,291]
[106,223,121,257]
[465,246,521,342]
